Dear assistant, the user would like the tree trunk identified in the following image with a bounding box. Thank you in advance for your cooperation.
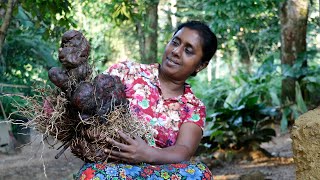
[0,0,17,71]
[136,23,146,63]
[280,0,308,103]
[237,42,252,74]
[143,0,159,64]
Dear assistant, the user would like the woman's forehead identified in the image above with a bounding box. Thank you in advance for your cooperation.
[173,28,203,49]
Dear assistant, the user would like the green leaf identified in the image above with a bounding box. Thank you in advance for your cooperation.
[269,88,281,106]
[295,82,308,113]
[280,108,291,133]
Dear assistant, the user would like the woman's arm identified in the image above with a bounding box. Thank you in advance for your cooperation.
[148,122,203,164]
[105,122,202,164]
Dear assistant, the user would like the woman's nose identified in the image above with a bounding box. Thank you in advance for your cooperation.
[172,46,181,57]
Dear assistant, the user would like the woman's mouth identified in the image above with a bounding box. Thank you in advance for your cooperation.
[167,57,180,65]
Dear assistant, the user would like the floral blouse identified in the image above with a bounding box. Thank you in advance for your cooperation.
[106,61,206,148]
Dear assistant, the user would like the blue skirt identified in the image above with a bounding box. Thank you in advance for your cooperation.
[75,160,213,180]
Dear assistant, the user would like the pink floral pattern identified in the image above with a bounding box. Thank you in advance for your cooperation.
[106,61,206,148]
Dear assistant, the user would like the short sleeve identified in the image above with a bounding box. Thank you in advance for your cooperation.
[183,103,206,131]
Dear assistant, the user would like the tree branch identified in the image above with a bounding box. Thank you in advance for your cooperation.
[0,0,17,61]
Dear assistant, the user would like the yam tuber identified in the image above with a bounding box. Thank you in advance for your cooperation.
[58,30,90,69]
[111,76,127,105]
[93,74,116,97]
[68,63,92,82]
[93,74,116,116]
[48,67,69,91]
[93,74,128,116]
[71,82,96,114]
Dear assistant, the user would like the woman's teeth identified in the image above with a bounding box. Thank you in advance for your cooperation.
[168,58,178,65]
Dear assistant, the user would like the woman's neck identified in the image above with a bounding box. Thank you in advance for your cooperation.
[158,69,185,99]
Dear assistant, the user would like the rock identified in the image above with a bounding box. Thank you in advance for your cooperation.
[291,108,320,180]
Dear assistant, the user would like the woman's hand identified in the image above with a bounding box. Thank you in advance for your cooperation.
[105,131,152,164]
[105,123,202,165]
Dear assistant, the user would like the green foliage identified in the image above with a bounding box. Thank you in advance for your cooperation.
[281,52,309,79]
[20,0,75,38]
[1,3,67,120]
[279,49,320,132]
[191,58,281,151]
[191,48,320,151]
[188,77,232,115]
[183,0,319,151]
[73,0,160,66]
[205,93,276,151]
[279,82,308,133]
[177,0,281,65]
[2,6,59,84]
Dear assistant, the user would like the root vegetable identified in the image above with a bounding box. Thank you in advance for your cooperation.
[58,30,90,69]
[71,82,97,114]
[33,29,149,163]
[96,100,112,117]
[111,76,127,105]
[68,63,92,82]
[93,74,127,103]
[93,74,116,97]
[93,74,115,115]
[70,138,109,162]
[93,74,128,115]
[48,67,69,90]
[58,47,88,69]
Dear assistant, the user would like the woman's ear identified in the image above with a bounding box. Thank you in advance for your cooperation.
[195,62,209,73]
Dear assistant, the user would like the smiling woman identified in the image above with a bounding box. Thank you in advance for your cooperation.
[161,28,205,82]
[75,20,218,180]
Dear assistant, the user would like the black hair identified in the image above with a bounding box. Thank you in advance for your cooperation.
[174,21,218,76]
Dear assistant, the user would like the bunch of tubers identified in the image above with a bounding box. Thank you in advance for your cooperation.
[45,30,134,162]
[48,30,127,122]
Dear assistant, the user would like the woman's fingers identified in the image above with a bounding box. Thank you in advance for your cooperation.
[107,131,135,146]
[106,137,130,151]
[105,148,130,160]
[118,131,136,144]
[104,136,147,164]
[106,151,137,164]
[133,134,145,142]
[104,131,147,164]
[105,153,121,161]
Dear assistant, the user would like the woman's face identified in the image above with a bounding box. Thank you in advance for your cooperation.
[161,27,205,81]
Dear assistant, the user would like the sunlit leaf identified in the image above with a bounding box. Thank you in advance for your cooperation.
[295,82,308,113]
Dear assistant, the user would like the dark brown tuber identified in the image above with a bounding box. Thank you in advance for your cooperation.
[93,74,116,98]
[68,63,92,82]
[58,30,90,69]
[71,82,97,114]
[111,76,127,105]
[48,67,69,91]
[93,74,127,116]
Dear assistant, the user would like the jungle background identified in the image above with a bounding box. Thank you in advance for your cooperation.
[0,0,319,179]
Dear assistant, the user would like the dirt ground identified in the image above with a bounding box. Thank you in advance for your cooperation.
[211,131,295,180]
[0,130,295,180]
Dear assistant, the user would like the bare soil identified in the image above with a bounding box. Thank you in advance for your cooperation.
[0,130,295,180]
[211,131,295,180]
[0,134,83,180]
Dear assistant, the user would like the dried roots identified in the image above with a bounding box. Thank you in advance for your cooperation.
[15,87,154,163]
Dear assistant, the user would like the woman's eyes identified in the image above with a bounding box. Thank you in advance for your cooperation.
[185,48,193,54]
[171,39,179,46]
[171,39,194,55]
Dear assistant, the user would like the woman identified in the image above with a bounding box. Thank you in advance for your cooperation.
[76,20,217,180]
